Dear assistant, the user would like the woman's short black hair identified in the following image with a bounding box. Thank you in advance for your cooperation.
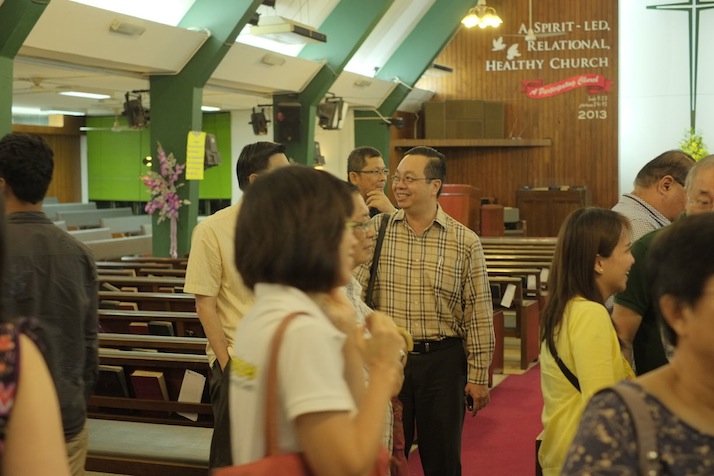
[648,213,714,347]
[235,165,354,293]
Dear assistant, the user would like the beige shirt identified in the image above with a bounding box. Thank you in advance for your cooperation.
[184,202,254,366]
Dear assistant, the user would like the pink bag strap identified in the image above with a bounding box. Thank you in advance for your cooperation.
[265,312,305,456]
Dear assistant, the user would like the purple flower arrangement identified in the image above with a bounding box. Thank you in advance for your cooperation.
[142,143,190,224]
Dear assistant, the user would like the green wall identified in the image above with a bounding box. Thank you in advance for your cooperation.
[87,112,232,201]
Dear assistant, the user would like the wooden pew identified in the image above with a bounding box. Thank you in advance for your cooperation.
[480,236,557,247]
[488,267,546,307]
[489,276,540,369]
[91,348,212,427]
[98,275,185,293]
[487,260,552,295]
[87,235,153,260]
[98,309,202,337]
[120,256,188,268]
[484,253,553,263]
[89,336,212,474]
[100,215,152,236]
[138,267,187,278]
[483,247,555,256]
[486,258,552,274]
[100,333,206,354]
[43,201,97,221]
[99,291,195,313]
[58,207,134,229]
[96,268,137,277]
[69,227,113,243]
[87,418,210,476]
[97,261,172,271]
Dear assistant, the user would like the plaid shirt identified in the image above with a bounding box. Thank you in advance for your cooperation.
[354,206,494,385]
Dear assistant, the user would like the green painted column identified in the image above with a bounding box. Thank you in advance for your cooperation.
[354,109,391,162]
[353,0,476,164]
[148,0,262,257]
[273,0,393,165]
[0,0,48,135]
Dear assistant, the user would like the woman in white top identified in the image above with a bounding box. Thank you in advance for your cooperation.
[229,166,404,476]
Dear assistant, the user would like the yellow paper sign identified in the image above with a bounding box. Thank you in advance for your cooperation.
[186,131,207,180]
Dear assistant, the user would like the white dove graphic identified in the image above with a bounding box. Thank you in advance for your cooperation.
[506,43,521,61]
[492,37,506,51]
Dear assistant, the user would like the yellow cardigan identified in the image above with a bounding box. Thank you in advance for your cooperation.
[538,297,634,476]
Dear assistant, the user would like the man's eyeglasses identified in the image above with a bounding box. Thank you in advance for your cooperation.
[354,168,389,176]
[391,175,434,185]
[346,220,371,233]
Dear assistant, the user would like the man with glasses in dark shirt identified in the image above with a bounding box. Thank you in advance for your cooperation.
[347,146,396,217]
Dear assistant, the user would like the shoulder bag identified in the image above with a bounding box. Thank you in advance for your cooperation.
[608,384,661,476]
[365,213,390,309]
[214,312,389,476]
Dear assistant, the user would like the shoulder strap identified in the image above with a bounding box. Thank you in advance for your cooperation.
[265,312,304,456]
[365,214,390,309]
[554,353,581,392]
[609,384,660,476]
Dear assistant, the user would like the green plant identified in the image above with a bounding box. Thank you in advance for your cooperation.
[680,128,709,161]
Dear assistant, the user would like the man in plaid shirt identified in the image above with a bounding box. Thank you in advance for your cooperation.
[355,146,494,476]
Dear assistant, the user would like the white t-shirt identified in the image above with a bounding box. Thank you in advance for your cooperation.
[229,284,355,464]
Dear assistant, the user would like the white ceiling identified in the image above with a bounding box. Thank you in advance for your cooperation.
[11,0,438,118]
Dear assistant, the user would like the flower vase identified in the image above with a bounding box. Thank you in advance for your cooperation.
[170,216,178,259]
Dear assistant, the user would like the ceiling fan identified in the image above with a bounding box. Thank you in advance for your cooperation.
[13,77,65,95]
[79,108,143,133]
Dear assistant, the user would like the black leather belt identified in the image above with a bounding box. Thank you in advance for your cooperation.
[410,337,460,354]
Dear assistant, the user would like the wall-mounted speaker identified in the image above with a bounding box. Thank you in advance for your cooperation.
[123,92,148,128]
[275,103,301,143]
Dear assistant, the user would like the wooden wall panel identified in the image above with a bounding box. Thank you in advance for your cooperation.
[391,0,619,217]
[12,116,84,203]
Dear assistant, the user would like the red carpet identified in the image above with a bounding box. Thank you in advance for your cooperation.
[407,365,543,476]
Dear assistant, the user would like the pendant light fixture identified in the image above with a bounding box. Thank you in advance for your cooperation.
[462,0,503,29]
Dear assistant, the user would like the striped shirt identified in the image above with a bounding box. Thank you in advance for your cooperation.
[611,193,670,241]
[354,206,494,385]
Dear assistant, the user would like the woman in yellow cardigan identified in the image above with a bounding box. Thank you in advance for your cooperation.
[538,207,635,475]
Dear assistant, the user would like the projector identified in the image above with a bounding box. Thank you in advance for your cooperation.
[250,16,327,44]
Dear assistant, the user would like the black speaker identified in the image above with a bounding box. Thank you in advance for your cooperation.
[275,103,301,143]
[123,94,148,128]
[249,108,269,135]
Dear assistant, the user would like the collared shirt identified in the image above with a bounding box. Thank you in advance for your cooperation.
[354,205,494,385]
[611,193,670,241]
[343,276,394,453]
[184,202,254,367]
[3,211,98,439]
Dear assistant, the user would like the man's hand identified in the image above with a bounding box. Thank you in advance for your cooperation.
[365,189,396,214]
[611,304,643,354]
[464,383,489,417]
